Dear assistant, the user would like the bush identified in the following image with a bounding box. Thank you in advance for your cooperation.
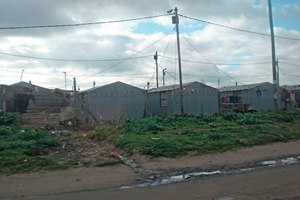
[0,113,20,125]
[87,122,121,143]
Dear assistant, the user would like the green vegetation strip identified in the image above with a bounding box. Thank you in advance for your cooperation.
[0,113,71,174]
[1,111,300,174]
[113,111,300,157]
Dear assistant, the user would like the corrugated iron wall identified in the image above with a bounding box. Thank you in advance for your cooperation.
[78,82,146,122]
[0,85,3,112]
[148,82,219,116]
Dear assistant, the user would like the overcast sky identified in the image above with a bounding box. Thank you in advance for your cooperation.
[0,0,299,90]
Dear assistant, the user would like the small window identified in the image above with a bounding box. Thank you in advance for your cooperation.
[160,91,167,107]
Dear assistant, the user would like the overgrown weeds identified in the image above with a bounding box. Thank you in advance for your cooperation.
[0,113,70,174]
[116,110,300,157]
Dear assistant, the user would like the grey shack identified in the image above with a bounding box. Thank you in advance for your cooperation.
[147,81,219,116]
[219,82,275,111]
[78,81,146,123]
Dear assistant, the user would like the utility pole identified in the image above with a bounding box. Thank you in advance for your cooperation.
[154,51,158,88]
[63,72,67,90]
[146,81,150,116]
[268,0,278,110]
[170,7,184,115]
[163,68,167,87]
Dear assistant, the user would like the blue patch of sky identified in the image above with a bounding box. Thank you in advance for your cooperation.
[272,0,300,31]
[133,20,205,35]
[133,22,172,35]
[254,0,261,6]
[180,22,205,34]
[274,19,300,31]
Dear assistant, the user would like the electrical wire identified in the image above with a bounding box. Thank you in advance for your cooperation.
[156,32,174,86]
[279,61,300,67]
[0,51,152,62]
[166,71,271,79]
[159,54,271,66]
[76,28,176,86]
[181,35,241,84]
[0,68,153,78]
[0,14,170,30]
[179,14,300,41]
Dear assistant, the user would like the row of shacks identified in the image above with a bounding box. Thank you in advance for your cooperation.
[1,81,299,124]
[75,81,299,123]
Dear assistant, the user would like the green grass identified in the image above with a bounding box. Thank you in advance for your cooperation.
[116,111,300,157]
[1,111,300,173]
[0,113,72,174]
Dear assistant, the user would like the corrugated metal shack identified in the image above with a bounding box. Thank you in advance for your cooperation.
[281,84,300,110]
[0,82,35,113]
[147,81,219,116]
[219,82,274,112]
[78,81,146,123]
[0,84,6,112]
[0,81,72,125]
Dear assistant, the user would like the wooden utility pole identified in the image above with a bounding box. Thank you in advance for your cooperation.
[154,51,158,88]
[268,0,278,110]
[173,7,184,115]
[163,68,166,87]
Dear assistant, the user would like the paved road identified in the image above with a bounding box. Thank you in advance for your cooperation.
[3,164,300,200]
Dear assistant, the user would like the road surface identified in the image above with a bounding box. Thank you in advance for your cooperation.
[1,164,300,200]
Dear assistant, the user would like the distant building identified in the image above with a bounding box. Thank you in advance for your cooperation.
[281,84,300,110]
[0,84,7,112]
[147,81,219,116]
[0,82,36,113]
[0,81,71,125]
[78,81,146,123]
[219,82,275,111]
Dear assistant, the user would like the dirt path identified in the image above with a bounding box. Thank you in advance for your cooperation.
[1,140,300,199]
[134,139,300,170]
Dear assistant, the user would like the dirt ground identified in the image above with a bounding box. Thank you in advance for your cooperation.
[133,139,300,170]
[1,140,300,199]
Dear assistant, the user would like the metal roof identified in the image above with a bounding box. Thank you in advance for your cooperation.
[218,82,271,92]
[79,81,145,94]
[148,81,215,93]
[281,84,300,91]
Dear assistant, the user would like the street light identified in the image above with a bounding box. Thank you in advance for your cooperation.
[63,72,66,90]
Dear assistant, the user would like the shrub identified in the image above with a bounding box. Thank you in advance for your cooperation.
[0,113,20,125]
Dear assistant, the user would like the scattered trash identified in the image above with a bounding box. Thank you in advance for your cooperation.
[112,152,140,168]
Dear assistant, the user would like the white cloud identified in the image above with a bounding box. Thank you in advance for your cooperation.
[0,0,299,90]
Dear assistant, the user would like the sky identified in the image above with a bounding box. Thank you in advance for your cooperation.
[0,0,299,91]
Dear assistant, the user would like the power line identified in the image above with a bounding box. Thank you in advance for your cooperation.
[279,61,300,67]
[167,71,271,79]
[76,28,176,86]
[181,35,241,84]
[179,14,300,41]
[159,54,271,66]
[0,68,153,78]
[0,51,152,62]
[0,14,170,30]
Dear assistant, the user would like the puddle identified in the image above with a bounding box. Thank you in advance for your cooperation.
[120,155,300,189]
[261,160,276,166]
[281,157,298,165]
